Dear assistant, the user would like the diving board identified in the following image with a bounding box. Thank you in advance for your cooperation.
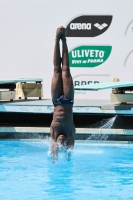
[74,81,133,91]
[74,80,133,104]
[0,78,43,101]
[0,78,43,84]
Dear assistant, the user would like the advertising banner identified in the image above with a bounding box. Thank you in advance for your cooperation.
[66,15,113,37]
[69,46,112,68]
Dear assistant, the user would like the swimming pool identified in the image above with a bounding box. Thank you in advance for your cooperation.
[0,140,133,200]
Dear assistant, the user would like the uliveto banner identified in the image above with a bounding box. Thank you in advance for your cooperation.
[69,46,112,67]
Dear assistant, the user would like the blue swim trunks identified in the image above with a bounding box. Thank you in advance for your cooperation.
[52,95,74,106]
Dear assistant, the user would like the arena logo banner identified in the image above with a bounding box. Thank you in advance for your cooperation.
[69,46,112,67]
[66,15,113,37]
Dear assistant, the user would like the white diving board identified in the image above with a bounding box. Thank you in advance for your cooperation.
[74,81,133,104]
[0,78,43,84]
[74,81,133,91]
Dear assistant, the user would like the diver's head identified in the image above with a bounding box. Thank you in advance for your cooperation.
[57,135,67,147]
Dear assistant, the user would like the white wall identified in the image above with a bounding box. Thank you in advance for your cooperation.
[0,0,133,99]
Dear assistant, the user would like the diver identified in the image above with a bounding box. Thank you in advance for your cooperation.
[50,26,75,162]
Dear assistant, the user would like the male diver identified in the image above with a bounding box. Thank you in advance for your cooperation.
[50,26,75,161]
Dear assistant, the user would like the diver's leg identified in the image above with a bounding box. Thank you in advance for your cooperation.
[61,28,74,99]
[51,27,63,100]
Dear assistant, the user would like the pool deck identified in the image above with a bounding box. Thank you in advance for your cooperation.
[0,98,133,115]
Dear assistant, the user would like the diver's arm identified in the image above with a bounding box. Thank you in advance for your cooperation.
[50,126,58,163]
[51,139,58,163]
[67,131,75,149]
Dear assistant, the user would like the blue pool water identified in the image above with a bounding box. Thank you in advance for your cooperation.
[0,140,133,200]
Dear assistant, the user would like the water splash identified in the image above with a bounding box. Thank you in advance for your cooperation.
[100,116,116,129]
[47,138,73,164]
[87,116,116,141]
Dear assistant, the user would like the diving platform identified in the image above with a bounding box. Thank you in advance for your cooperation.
[74,80,133,104]
[74,81,133,91]
[0,78,43,101]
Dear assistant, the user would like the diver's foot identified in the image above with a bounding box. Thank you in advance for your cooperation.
[55,26,64,41]
[61,27,66,42]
